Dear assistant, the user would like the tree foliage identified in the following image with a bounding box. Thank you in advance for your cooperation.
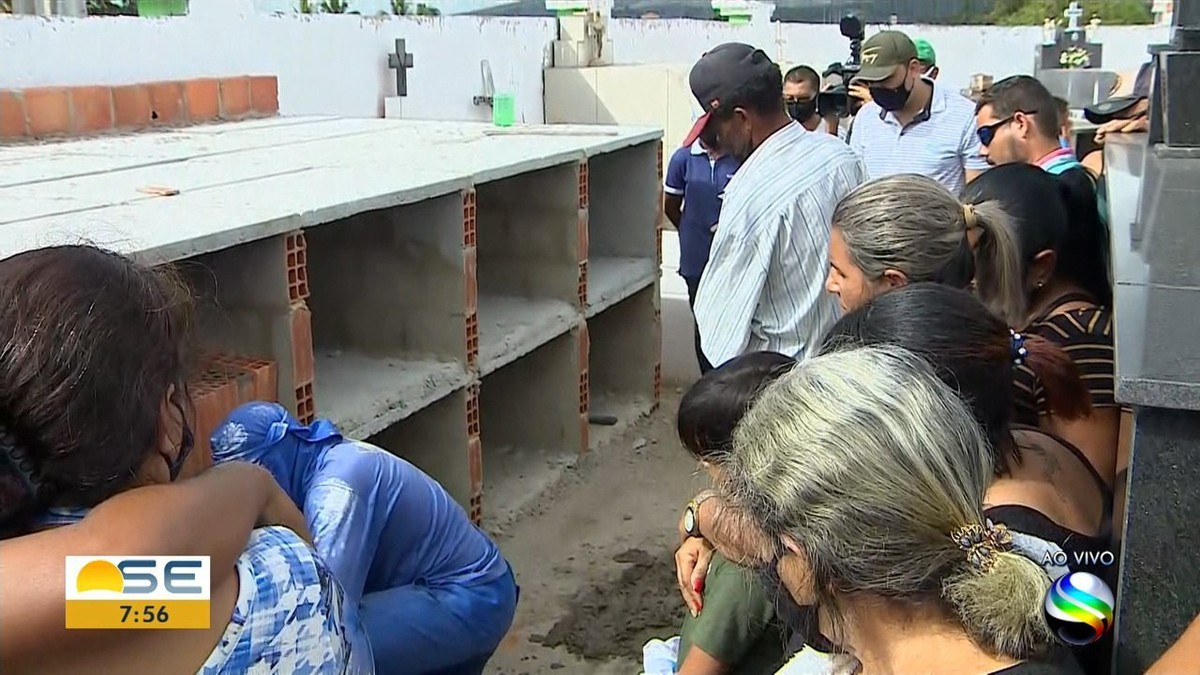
[391,0,440,15]
[86,0,138,15]
[989,0,1152,25]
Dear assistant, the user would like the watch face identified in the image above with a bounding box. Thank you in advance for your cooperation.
[683,507,696,534]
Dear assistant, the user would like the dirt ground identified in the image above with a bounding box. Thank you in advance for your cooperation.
[485,389,704,674]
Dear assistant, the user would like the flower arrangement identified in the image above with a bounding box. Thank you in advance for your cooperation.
[1059,46,1092,69]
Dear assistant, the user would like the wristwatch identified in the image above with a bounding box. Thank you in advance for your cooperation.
[683,491,717,538]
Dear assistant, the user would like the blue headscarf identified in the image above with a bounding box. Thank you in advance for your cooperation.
[210,401,343,507]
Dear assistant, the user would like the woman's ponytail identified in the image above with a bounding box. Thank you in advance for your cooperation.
[966,200,1026,327]
[944,549,1055,659]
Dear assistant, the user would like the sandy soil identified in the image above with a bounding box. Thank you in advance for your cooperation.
[485,390,705,674]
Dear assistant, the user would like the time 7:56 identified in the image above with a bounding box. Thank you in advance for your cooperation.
[119,605,170,623]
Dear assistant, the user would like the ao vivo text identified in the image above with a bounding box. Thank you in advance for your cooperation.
[1040,550,1116,567]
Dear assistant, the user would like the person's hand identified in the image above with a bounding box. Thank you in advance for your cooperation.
[848,83,873,104]
[1094,114,1149,143]
[675,536,715,617]
[257,473,313,545]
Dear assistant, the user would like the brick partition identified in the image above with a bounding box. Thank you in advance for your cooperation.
[187,353,279,476]
[0,75,278,141]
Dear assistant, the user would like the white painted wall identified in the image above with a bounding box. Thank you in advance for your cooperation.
[610,19,1171,94]
[0,0,1171,123]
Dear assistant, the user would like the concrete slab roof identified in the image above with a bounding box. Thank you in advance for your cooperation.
[0,116,661,264]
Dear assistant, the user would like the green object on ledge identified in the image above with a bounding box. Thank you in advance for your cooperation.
[492,92,515,127]
[138,0,189,17]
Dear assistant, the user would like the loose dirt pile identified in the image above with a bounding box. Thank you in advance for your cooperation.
[532,548,686,661]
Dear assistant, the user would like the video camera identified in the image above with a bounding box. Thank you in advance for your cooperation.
[817,15,866,118]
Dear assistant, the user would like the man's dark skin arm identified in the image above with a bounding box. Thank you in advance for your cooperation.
[664,194,683,230]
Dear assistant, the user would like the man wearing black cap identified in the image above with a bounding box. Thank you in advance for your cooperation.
[846,30,987,193]
[684,43,865,367]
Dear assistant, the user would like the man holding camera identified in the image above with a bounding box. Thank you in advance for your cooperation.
[847,31,987,194]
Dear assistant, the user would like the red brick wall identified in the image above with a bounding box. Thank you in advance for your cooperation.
[1,75,278,141]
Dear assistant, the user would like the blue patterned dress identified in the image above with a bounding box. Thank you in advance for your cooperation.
[40,509,374,674]
[199,526,374,674]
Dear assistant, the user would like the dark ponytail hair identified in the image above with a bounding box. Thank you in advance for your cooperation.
[0,246,194,537]
[820,283,1090,475]
[961,162,1112,308]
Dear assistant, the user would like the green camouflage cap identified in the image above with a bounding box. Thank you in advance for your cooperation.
[914,38,936,65]
[856,31,918,82]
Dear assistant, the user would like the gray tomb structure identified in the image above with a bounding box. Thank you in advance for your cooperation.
[1038,1,1103,70]
[1109,0,1200,671]
[1036,1,1116,109]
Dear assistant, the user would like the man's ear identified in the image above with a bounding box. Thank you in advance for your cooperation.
[880,269,909,289]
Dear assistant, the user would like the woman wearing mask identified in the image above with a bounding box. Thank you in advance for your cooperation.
[962,164,1121,486]
[824,173,1026,325]
[0,245,371,674]
[721,347,1082,674]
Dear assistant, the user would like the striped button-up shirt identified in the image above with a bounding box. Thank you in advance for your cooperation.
[694,121,866,366]
[849,79,988,194]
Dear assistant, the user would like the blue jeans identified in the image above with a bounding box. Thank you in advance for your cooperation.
[684,275,714,375]
[360,567,519,675]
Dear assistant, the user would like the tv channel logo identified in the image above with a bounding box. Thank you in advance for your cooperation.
[65,556,211,630]
[1043,572,1114,646]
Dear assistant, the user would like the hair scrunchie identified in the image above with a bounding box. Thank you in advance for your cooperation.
[962,203,978,231]
[1009,328,1028,366]
[952,520,1014,573]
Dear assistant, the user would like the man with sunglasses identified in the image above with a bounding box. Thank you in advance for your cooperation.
[975,75,1107,230]
[846,31,987,194]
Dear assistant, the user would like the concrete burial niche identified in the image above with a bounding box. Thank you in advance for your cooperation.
[178,235,299,466]
[586,141,660,317]
[304,194,472,439]
[365,388,473,514]
[586,285,659,428]
[474,162,581,376]
[480,331,582,526]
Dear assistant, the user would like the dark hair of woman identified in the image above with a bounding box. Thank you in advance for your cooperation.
[676,351,795,463]
[0,246,195,536]
[821,283,1090,475]
[961,162,1112,308]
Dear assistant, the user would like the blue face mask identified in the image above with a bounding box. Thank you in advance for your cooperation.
[1059,136,1072,150]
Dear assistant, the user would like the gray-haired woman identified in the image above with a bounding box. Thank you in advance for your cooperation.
[824,174,1026,326]
[721,347,1082,674]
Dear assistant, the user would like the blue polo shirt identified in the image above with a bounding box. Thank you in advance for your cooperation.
[664,141,740,281]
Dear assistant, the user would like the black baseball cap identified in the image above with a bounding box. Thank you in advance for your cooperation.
[1084,60,1153,124]
[681,42,777,147]
[855,31,918,83]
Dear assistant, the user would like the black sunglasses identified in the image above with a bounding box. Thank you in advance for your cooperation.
[977,109,1038,146]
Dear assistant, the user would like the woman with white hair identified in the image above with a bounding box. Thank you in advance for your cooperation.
[719,347,1082,674]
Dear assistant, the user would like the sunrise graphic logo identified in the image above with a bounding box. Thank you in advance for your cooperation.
[65,556,210,630]
[76,560,125,593]
[1043,572,1115,646]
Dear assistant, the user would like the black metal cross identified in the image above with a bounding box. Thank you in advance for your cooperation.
[388,39,415,97]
